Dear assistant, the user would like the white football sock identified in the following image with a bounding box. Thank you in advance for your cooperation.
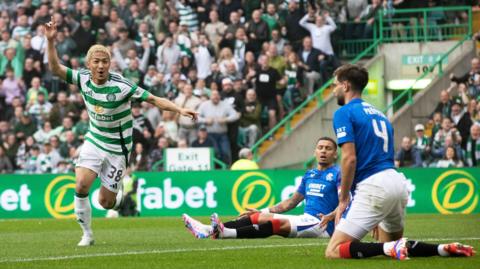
[383,241,396,256]
[221,227,237,238]
[437,244,449,256]
[74,195,93,237]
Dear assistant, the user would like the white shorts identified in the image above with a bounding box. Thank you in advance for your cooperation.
[273,213,330,238]
[336,169,409,240]
[75,141,127,193]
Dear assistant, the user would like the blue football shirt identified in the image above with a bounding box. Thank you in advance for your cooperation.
[296,165,341,236]
[333,98,395,186]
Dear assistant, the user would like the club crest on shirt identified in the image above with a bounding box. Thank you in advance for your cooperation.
[107,93,116,101]
[326,173,333,181]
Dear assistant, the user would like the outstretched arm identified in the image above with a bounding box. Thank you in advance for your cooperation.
[45,17,67,81]
[269,192,305,213]
[239,192,304,218]
[145,94,198,121]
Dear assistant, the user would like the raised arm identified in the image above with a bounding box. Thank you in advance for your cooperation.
[45,17,67,81]
[145,94,198,121]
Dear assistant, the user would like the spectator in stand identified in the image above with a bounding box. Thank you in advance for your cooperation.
[436,145,464,168]
[16,136,37,172]
[299,9,336,58]
[246,9,269,56]
[412,124,430,163]
[22,57,42,89]
[224,11,243,39]
[230,147,260,170]
[395,136,423,168]
[283,0,308,51]
[14,112,36,141]
[433,117,462,152]
[148,137,169,171]
[12,15,31,41]
[25,77,48,108]
[49,91,78,128]
[297,36,323,96]
[345,0,368,39]
[451,57,480,100]
[270,29,288,56]
[197,90,239,164]
[262,3,281,39]
[450,97,472,149]
[321,0,346,23]
[156,36,181,74]
[191,125,219,155]
[430,111,443,139]
[218,0,243,24]
[239,89,262,148]
[132,102,155,149]
[221,78,243,160]
[205,10,227,49]
[59,130,80,158]
[28,91,52,129]
[357,0,384,38]
[3,134,18,168]
[433,89,452,118]
[38,142,62,173]
[465,123,480,167]
[1,68,25,105]
[175,83,202,144]
[72,15,96,57]
[156,110,179,146]
[55,29,77,65]
[34,121,55,145]
[24,144,41,174]
[0,145,13,173]
[74,110,89,141]
[193,33,215,81]
[176,0,199,32]
[130,142,149,172]
[252,55,281,131]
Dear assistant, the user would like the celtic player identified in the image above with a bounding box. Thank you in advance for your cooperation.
[45,17,198,246]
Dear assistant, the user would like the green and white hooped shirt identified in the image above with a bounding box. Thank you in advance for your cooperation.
[66,68,150,156]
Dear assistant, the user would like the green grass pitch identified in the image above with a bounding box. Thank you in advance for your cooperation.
[0,214,478,269]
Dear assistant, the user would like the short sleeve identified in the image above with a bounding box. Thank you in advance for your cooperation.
[296,174,307,196]
[333,107,355,145]
[130,85,151,102]
[66,67,79,86]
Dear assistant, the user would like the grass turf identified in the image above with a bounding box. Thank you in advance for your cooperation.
[0,214,478,269]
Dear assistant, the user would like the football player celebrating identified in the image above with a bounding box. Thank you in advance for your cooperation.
[183,137,341,239]
[45,17,197,246]
[326,64,474,260]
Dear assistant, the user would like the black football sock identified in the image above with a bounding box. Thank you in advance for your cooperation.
[407,241,439,257]
[224,216,253,229]
[345,242,385,258]
[236,221,274,238]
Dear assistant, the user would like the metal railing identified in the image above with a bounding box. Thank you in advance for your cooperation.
[251,40,381,160]
[280,6,473,168]
[335,6,472,59]
[382,35,471,115]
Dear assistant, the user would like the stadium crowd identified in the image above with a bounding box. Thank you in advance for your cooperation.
[395,56,480,168]
[0,0,479,174]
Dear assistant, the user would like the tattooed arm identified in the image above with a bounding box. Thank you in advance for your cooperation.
[268,192,305,214]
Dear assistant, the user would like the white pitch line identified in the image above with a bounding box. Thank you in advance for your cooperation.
[1,237,479,264]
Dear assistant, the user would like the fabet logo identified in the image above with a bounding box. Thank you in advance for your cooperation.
[45,175,76,219]
[232,172,276,214]
[432,170,479,214]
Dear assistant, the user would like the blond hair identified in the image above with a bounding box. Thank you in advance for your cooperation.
[85,44,111,63]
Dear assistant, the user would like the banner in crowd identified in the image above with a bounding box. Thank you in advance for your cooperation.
[0,168,478,219]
